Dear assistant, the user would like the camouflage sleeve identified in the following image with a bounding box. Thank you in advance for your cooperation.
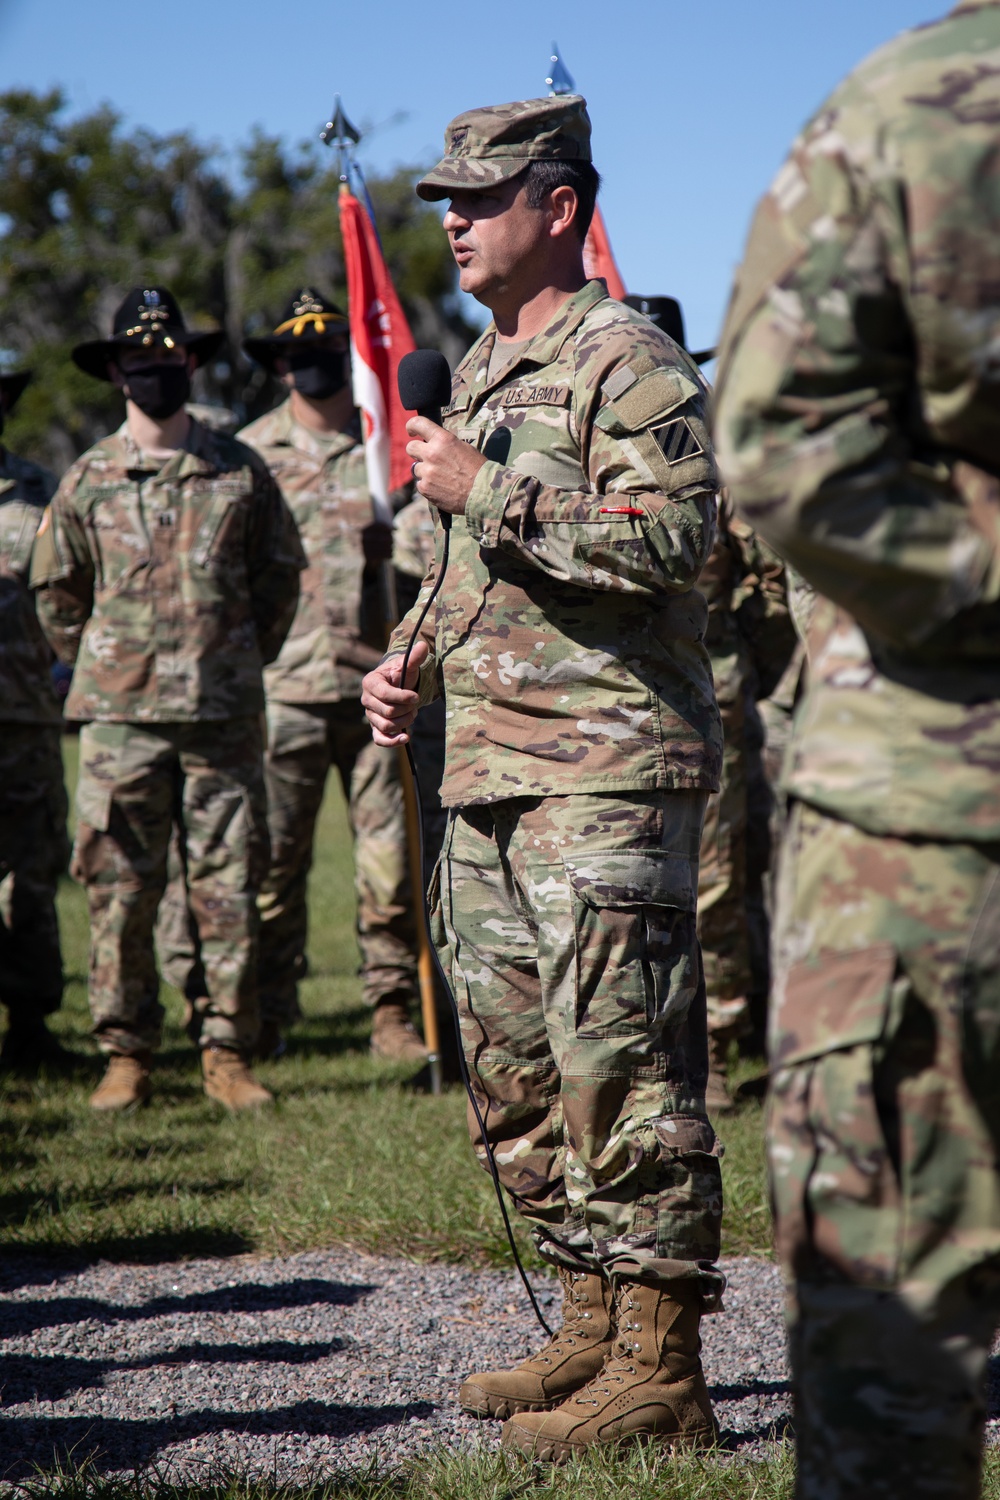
[29,480,95,667]
[464,374,717,597]
[245,463,306,666]
[384,553,442,706]
[714,83,1000,650]
[729,511,797,699]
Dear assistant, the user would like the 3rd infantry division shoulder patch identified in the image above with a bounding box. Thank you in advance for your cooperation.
[651,416,704,465]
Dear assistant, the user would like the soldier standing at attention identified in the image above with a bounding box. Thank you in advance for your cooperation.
[239,291,424,1062]
[363,96,724,1461]
[715,4,1000,1495]
[0,368,71,1072]
[31,287,303,1112]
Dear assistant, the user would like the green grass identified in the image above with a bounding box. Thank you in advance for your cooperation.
[0,734,770,1270]
[9,1444,802,1500]
[16,1446,1000,1500]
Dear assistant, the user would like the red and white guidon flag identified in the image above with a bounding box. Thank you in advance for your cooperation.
[339,185,416,522]
[583,204,627,301]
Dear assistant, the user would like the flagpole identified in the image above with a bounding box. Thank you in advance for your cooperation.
[324,105,443,1094]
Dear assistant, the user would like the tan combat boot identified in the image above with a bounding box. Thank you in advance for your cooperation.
[502,1278,717,1463]
[90,1052,153,1112]
[369,1001,429,1064]
[460,1267,614,1420]
[201,1046,273,1111]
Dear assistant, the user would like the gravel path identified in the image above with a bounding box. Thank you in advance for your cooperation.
[0,1249,789,1483]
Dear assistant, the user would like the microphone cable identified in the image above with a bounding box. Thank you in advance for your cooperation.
[397,515,554,1339]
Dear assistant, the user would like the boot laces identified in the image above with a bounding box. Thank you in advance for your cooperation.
[536,1271,592,1364]
[569,1284,639,1405]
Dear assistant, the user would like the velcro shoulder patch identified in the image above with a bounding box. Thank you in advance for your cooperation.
[594,365,700,438]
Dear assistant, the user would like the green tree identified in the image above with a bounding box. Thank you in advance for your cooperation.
[0,90,475,473]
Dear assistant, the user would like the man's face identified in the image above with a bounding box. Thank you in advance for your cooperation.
[442,178,549,303]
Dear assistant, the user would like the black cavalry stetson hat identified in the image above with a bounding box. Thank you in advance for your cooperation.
[71,286,225,382]
[243,288,348,370]
[0,370,32,411]
[622,295,716,365]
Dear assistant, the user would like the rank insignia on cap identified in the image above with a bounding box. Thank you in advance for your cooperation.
[652,417,704,466]
[292,290,326,318]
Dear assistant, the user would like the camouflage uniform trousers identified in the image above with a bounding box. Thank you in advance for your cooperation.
[431,790,725,1303]
[73,718,268,1055]
[699,689,753,1045]
[258,698,418,1026]
[154,827,208,1005]
[769,800,1000,1500]
[0,724,68,1017]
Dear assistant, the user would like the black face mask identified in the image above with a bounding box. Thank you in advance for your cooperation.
[123,364,191,419]
[288,350,347,400]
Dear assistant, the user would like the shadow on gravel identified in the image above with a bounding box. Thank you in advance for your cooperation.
[0,1340,348,1405]
[718,1416,793,1449]
[0,1228,255,1266]
[0,1399,436,1480]
[0,1277,375,1337]
[711,1379,792,1400]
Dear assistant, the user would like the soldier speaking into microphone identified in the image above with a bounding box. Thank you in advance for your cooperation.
[363,95,724,1460]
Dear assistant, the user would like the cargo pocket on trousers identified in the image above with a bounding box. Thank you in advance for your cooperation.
[769,942,902,1283]
[426,856,445,953]
[565,848,696,1038]
[653,1114,724,1266]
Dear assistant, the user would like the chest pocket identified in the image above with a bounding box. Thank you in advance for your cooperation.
[189,471,252,569]
[85,484,150,593]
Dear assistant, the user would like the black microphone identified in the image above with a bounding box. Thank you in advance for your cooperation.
[397,349,454,532]
[398,348,452,425]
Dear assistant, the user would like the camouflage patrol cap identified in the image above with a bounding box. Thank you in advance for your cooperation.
[416,95,592,202]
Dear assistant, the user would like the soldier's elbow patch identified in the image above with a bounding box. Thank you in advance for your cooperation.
[773,942,896,1068]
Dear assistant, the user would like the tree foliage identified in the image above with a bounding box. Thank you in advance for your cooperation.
[0,90,476,472]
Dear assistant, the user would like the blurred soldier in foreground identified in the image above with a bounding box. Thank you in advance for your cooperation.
[240,291,423,1062]
[715,4,1000,1495]
[0,369,70,1072]
[364,96,724,1461]
[31,287,303,1112]
[625,297,794,1111]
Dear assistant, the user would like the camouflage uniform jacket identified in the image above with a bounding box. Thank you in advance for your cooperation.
[31,418,304,723]
[715,0,1000,841]
[239,399,379,703]
[387,279,723,807]
[0,449,60,725]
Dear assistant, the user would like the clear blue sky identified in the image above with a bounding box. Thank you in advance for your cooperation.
[0,0,939,353]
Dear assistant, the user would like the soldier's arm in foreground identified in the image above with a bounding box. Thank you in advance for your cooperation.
[244,461,305,665]
[714,73,1000,651]
[29,468,95,665]
[728,511,796,699]
[465,376,717,598]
